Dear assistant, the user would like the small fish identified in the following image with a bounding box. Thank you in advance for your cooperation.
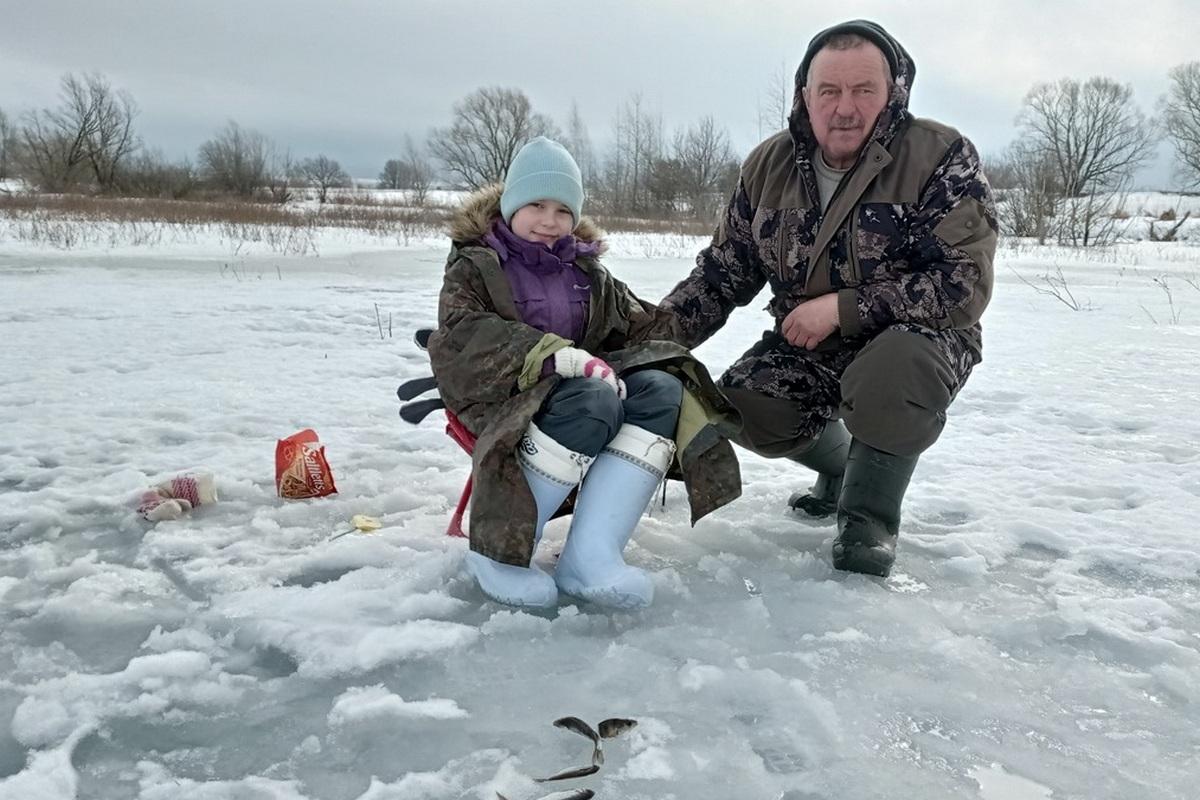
[598,718,637,739]
[553,716,599,745]
[743,577,762,597]
[553,715,603,764]
[534,764,600,783]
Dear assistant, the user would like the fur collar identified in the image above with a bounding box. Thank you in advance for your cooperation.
[448,183,607,255]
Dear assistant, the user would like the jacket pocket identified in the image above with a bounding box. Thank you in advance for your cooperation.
[932,197,992,248]
[512,286,548,332]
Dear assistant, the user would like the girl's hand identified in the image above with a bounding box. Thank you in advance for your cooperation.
[552,348,626,398]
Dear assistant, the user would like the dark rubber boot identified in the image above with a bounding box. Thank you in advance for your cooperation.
[832,439,919,577]
[787,420,851,517]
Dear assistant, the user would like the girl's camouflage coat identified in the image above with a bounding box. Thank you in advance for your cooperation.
[428,185,742,567]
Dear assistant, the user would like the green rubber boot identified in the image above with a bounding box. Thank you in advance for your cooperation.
[787,420,851,517]
[832,439,919,577]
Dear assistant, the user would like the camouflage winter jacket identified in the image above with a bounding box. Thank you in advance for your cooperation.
[662,29,997,358]
[427,185,742,567]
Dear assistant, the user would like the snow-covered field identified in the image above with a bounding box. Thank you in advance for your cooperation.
[1,232,1199,800]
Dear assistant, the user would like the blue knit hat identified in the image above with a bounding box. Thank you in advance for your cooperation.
[500,137,584,228]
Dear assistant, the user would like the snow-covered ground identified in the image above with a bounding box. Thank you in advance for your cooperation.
[1114,191,1200,218]
[993,190,1200,243]
[1,233,1199,800]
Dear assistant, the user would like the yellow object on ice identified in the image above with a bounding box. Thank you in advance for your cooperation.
[330,514,383,541]
[351,514,381,532]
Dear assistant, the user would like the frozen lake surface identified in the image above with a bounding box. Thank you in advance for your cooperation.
[1,238,1199,799]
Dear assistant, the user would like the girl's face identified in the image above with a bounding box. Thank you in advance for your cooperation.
[510,199,574,245]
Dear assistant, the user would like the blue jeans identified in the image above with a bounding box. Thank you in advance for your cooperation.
[534,370,683,456]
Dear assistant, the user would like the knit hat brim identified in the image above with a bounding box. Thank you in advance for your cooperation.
[798,19,900,87]
[500,170,584,227]
[499,137,585,228]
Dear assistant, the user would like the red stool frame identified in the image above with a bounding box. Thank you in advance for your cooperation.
[444,411,476,538]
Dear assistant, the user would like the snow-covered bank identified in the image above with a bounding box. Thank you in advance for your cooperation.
[1,241,1198,799]
[0,209,715,262]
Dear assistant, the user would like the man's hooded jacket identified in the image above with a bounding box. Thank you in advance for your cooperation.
[662,21,997,362]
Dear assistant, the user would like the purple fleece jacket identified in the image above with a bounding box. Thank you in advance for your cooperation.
[483,220,599,346]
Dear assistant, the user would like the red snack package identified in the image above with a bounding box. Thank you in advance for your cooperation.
[275,429,338,499]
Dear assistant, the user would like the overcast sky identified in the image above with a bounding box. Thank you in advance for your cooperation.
[1,0,1195,187]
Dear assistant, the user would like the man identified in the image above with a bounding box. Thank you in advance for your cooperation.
[661,20,996,577]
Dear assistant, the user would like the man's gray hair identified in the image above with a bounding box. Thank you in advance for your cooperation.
[807,33,894,88]
[823,32,873,51]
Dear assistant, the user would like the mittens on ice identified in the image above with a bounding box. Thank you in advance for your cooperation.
[137,473,218,521]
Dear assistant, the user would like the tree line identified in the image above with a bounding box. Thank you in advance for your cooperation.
[0,73,357,205]
[2,64,1200,237]
[0,74,740,222]
[425,87,739,222]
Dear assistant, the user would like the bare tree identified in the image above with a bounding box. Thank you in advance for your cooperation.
[625,94,663,215]
[0,108,15,183]
[1018,77,1156,245]
[16,72,140,192]
[198,120,269,197]
[378,159,406,190]
[1019,77,1156,197]
[298,154,349,203]
[68,74,139,191]
[266,148,294,204]
[562,100,597,184]
[428,86,558,190]
[674,115,737,221]
[1162,61,1200,187]
[378,135,432,204]
[121,149,198,198]
[981,151,1018,192]
[18,108,85,191]
[994,141,1061,244]
[757,61,793,139]
[646,156,685,214]
[595,93,663,216]
[403,134,431,206]
[1061,190,1134,248]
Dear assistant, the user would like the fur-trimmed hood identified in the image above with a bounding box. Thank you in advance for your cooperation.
[447,183,608,255]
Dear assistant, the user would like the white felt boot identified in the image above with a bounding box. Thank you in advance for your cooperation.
[465,424,591,608]
[555,424,675,610]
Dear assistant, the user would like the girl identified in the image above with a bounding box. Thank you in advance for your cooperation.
[428,137,740,610]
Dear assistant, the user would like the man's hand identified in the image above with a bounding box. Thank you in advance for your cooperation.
[781,293,840,350]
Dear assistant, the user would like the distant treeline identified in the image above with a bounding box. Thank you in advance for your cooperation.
[2,64,1199,244]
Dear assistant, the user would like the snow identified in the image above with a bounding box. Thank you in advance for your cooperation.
[326,686,468,726]
[971,763,1055,800]
[1,228,1199,799]
[1114,191,1200,218]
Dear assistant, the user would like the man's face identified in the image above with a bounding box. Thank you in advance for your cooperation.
[802,43,890,169]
